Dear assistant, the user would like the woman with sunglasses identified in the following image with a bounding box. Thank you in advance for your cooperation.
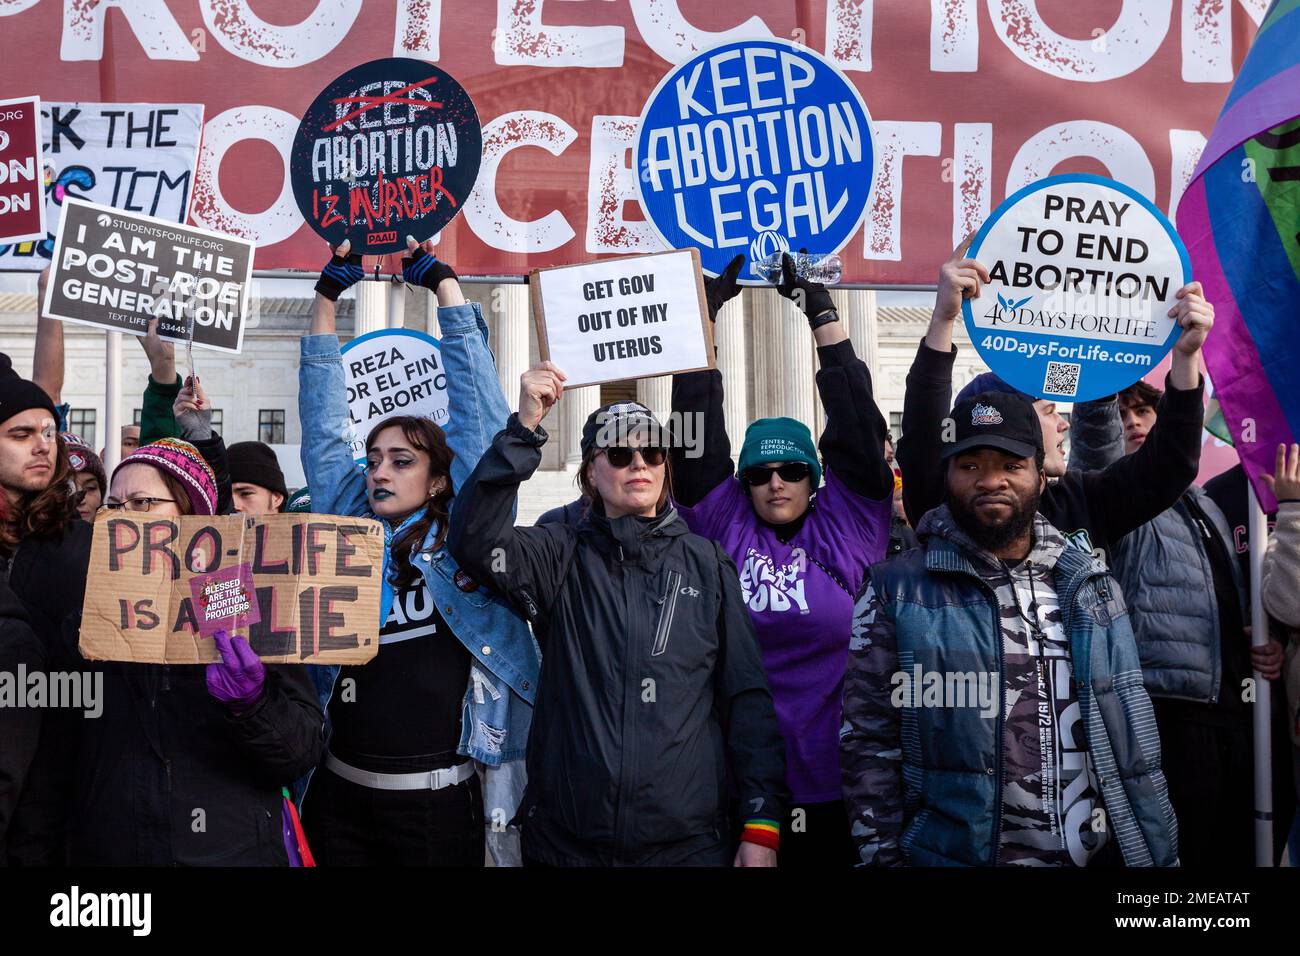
[295,239,538,867]
[669,253,895,867]
[448,383,789,867]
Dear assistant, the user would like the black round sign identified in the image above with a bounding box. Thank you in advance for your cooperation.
[291,57,481,256]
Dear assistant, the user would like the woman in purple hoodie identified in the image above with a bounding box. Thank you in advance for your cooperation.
[671,254,895,867]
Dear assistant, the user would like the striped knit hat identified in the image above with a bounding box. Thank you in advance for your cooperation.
[63,432,107,494]
[113,438,218,516]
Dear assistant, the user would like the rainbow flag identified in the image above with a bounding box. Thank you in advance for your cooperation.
[1177,0,1300,510]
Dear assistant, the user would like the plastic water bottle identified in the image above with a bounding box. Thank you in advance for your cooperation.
[752,251,842,285]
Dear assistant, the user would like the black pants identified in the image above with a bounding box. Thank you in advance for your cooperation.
[302,764,484,867]
[730,799,857,868]
[1154,703,1295,867]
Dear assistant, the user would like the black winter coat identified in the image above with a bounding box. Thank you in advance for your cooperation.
[0,579,44,864]
[449,414,789,866]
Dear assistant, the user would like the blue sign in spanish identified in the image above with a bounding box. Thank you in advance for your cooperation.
[963,174,1191,402]
[634,38,876,278]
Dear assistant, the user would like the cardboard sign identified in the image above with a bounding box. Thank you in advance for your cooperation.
[0,102,202,269]
[635,38,877,278]
[79,513,384,665]
[962,174,1191,402]
[43,198,255,353]
[291,57,482,256]
[531,249,713,389]
[0,96,45,244]
[340,328,449,462]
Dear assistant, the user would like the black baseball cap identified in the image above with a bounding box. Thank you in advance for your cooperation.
[580,401,669,456]
[941,391,1043,462]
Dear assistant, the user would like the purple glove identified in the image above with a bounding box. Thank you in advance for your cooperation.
[206,630,265,714]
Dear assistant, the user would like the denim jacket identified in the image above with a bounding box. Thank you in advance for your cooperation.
[297,302,540,767]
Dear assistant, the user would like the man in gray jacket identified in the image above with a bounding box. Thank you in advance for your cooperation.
[1070,381,1292,866]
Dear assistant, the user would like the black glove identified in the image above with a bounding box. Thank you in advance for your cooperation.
[402,246,457,291]
[314,244,364,301]
[704,253,744,322]
[776,251,836,330]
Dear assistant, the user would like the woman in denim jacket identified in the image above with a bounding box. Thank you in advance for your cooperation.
[296,239,539,866]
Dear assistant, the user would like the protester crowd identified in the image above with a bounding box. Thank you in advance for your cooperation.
[0,234,1298,869]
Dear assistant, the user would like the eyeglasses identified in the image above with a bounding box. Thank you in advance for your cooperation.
[740,462,811,486]
[601,446,666,468]
[102,496,176,513]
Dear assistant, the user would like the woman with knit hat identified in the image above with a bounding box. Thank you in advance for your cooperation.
[669,253,896,867]
[296,240,538,867]
[61,437,325,865]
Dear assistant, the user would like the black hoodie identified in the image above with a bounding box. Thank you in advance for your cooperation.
[0,578,44,864]
[449,414,789,866]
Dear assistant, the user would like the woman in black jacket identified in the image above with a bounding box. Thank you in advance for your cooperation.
[449,365,789,867]
[64,439,324,866]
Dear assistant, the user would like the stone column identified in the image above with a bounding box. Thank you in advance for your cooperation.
[749,287,815,427]
[714,297,748,461]
[491,284,531,412]
[635,375,671,423]
[355,277,389,336]
[560,385,601,470]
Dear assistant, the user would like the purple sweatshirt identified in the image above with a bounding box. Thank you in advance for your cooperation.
[670,339,895,805]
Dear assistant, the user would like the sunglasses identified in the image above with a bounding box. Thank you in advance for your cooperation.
[601,446,666,468]
[740,462,811,486]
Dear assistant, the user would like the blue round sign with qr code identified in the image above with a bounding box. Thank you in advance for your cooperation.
[634,38,877,278]
[962,174,1191,403]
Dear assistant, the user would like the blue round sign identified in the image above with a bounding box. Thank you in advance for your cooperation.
[634,39,876,278]
[962,174,1191,403]
[340,328,448,462]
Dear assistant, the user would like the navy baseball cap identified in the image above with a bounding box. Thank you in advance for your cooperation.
[941,391,1043,462]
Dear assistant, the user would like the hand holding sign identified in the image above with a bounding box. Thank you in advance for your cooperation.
[206,629,265,714]
[313,239,364,302]
[933,232,993,326]
[173,374,212,441]
[1169,281,1214,357]
[401,236,462,306]
[704,254,744,323]
[518,362,567,432]
[775,250,835,329]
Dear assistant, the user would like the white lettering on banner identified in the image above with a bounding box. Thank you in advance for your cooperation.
[1006,121,1155,201]
[1181,0,1270,82]
[493,0,624,68]
[865,120,941,261]
[990,0,1171,83]
[1167,128,1206,220]
[951,122,992,247]
[190,106,300,246]
[931,0,979,72]
[826,0,874,71]
[58,0,197,62]
[465,111,576,253]
[394,0,442,58]
[628,1,772,65]
[586,115,662,254]
[198,0,362,68]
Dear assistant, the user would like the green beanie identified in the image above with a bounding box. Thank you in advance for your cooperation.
[737,417,822,488]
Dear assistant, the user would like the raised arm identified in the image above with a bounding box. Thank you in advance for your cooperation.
[1262,444,1300,628]
[397,240,508,493]
[31,268,64,411]
[670,254,743,506]
[1067,396,1124,473]
[897,240,989,526]
[300,242,369,518]
[448,365,573,631]
[137,318,181,445]
[1078,283,1212,545]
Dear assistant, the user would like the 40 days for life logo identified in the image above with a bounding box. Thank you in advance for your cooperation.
[634,38,876,277]
[963,174,1190,402]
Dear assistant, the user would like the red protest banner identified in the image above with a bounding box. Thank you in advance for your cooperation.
[0,95,45,244]
[0,2,1262,284]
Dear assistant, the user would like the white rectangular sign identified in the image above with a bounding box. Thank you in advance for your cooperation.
[531,249,713,389]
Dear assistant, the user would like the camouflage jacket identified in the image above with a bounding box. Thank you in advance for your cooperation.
[840,505,1178,867]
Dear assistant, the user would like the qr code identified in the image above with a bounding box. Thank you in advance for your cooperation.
[1043,361,1081,397]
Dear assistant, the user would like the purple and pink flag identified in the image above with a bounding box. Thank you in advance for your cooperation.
[1177,0,1300,511]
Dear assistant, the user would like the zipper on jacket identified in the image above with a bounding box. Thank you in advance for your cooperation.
[651,571,682,657]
